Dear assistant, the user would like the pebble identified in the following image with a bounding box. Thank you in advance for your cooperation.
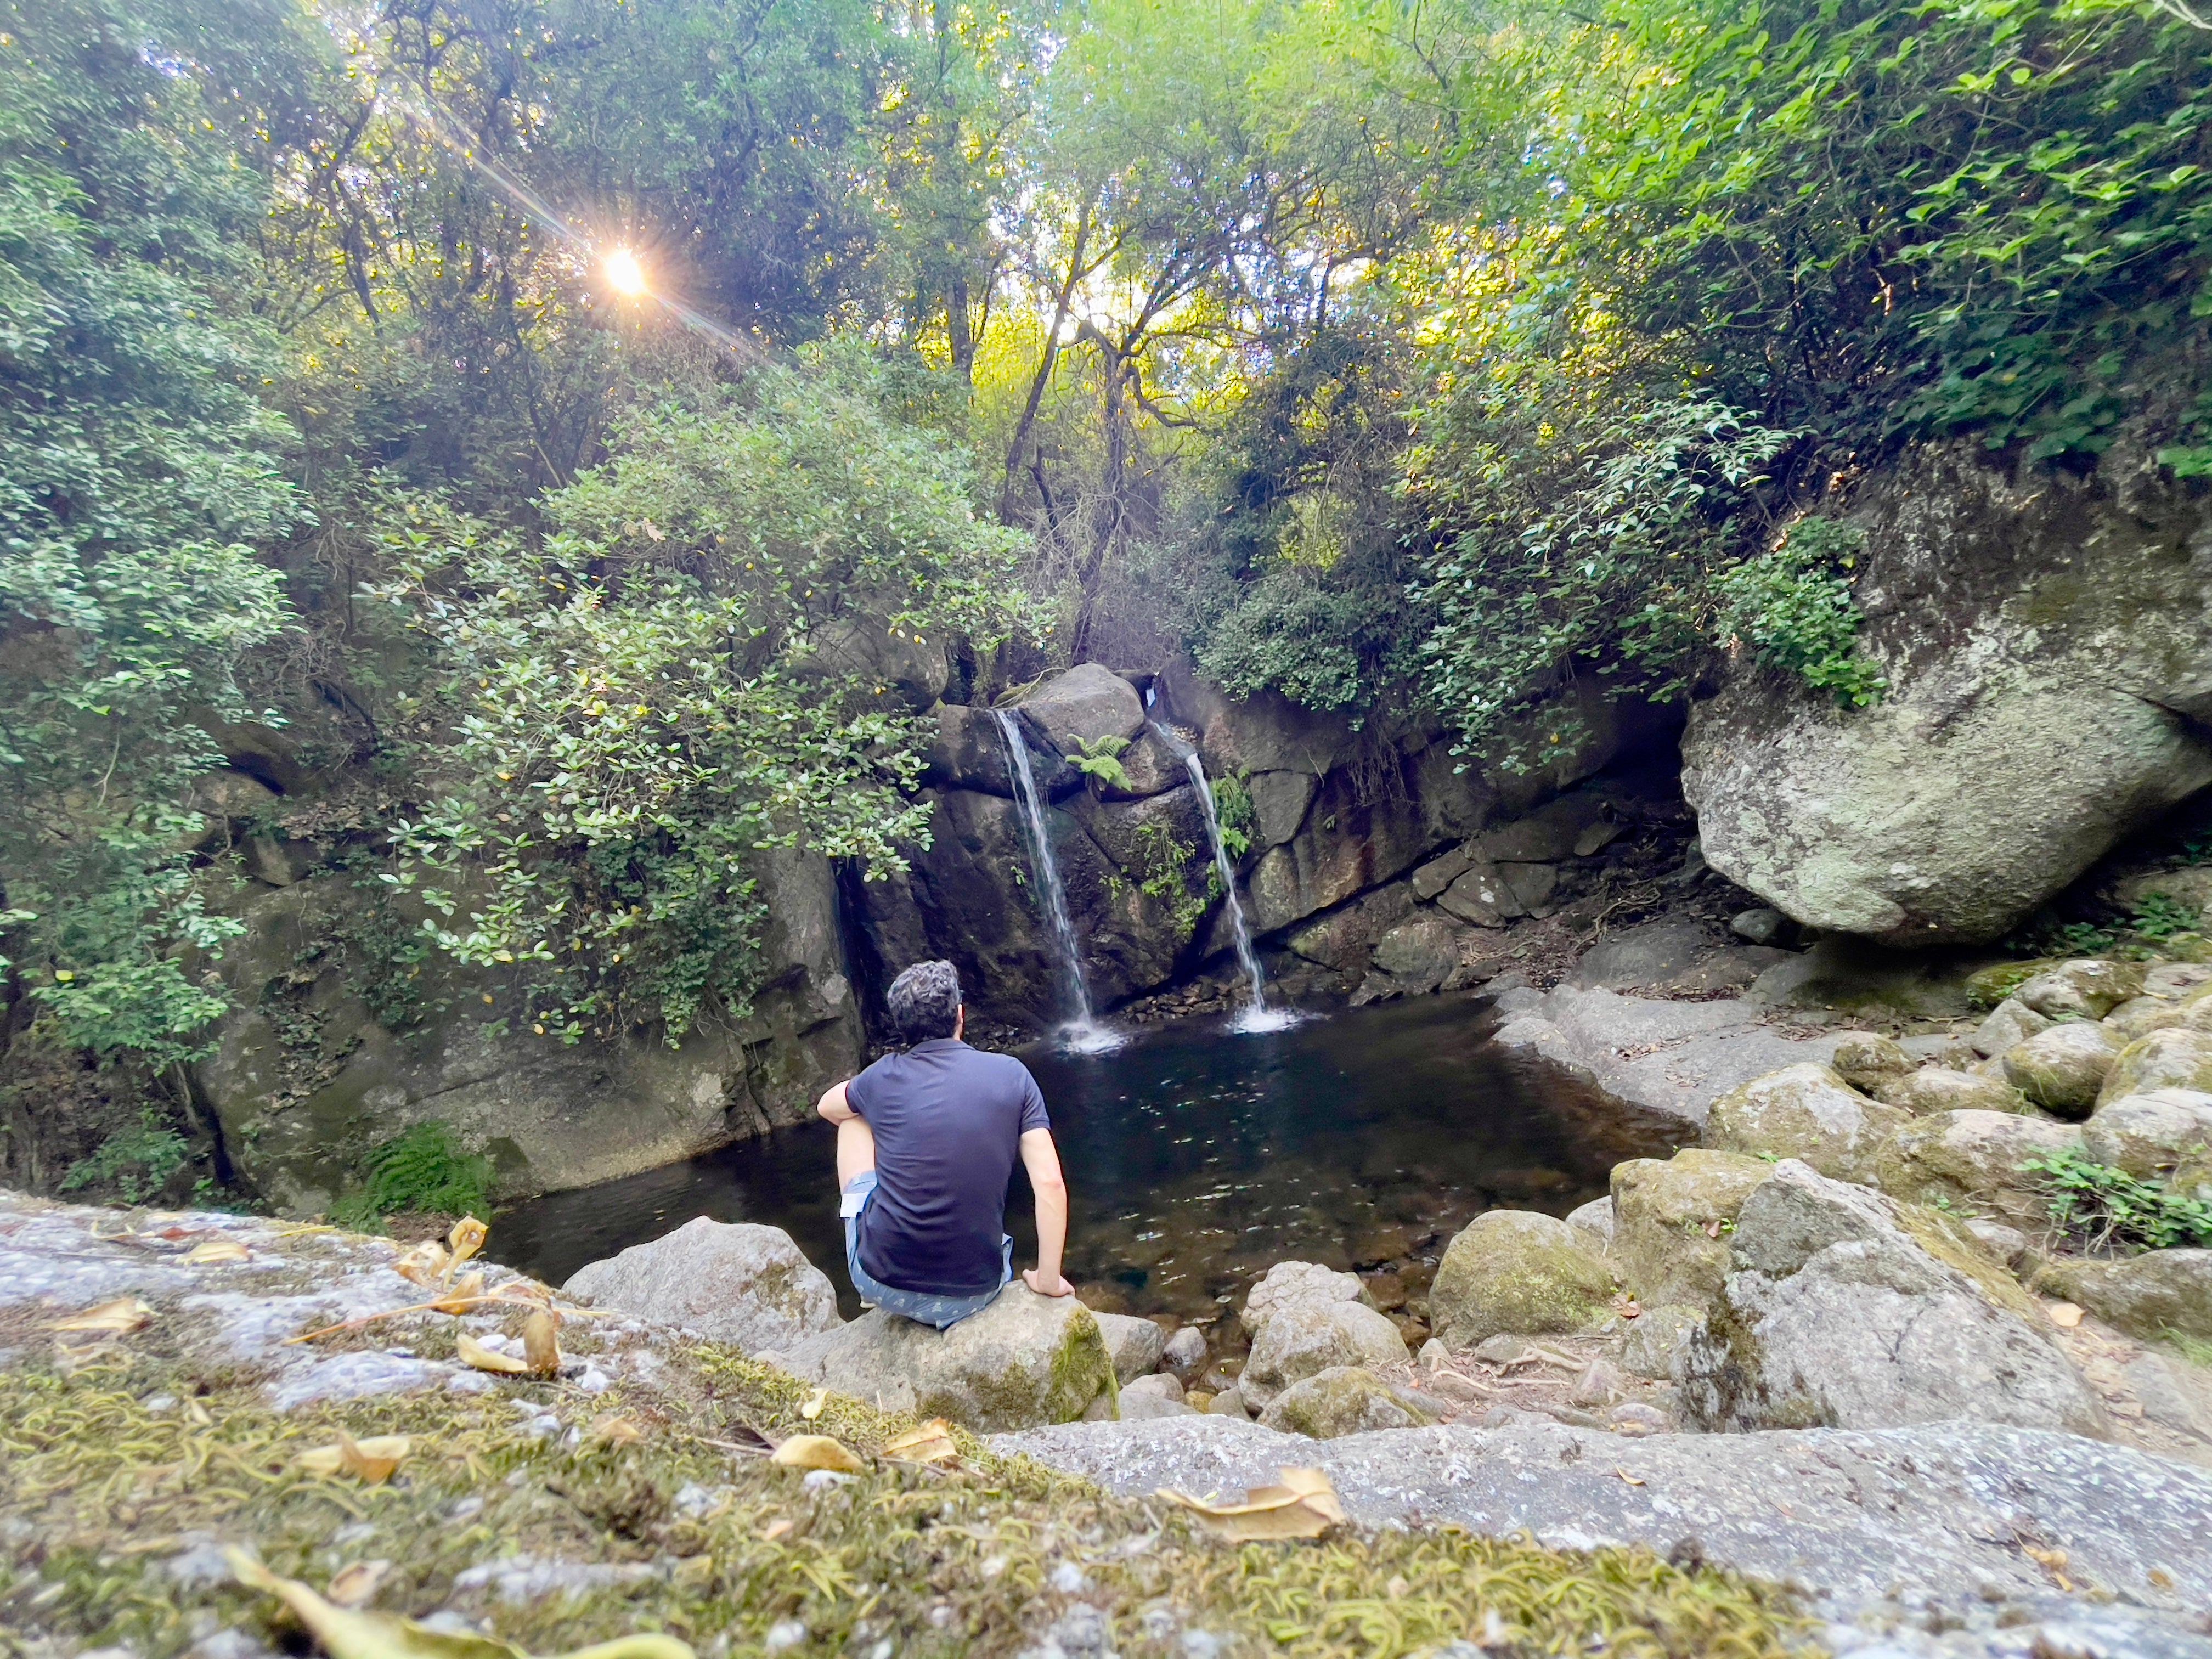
[763,1621,806,1652]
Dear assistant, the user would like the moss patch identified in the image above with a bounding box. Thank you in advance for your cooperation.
[0,1339,1804,1658]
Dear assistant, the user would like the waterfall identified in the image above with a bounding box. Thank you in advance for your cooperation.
[992,709,1119,1052]
[1154,723,1297,1034]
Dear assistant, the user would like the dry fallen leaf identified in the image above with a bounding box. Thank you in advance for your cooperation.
[184,1238,250,1265]
[770,1434,866,1473]
[2149,1566,2176,1592]
[799,1386,829,1421]
[393,1241,450,1288]
[1156,1467,1344,1540]
[590,1414,642,1445]
[759,1517,794,1542]
[882,1419,959,1466]
[522,1308,562,1376]
[50,1297,154,1335]
[1702,1218,1723,1239]
[446,1215,489,1277]
[296,1433,411,1485]
[456,1332,531,1375]
[327,1560,392,1609]
[2024,1544,2073,1591]
[1616,1468,1646,1486]
[430,1272,486,1314]
[229,1550,695,1659]
[2047,1302,2085,1329]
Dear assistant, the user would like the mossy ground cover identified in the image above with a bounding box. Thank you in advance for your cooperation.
[0,1331,1803,1659]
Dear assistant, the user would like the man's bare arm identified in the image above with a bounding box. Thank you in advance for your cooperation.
[816,1080,855,1124]
[1018,1127,1073,1297]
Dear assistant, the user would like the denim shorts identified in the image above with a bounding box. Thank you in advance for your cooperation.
[840,1170,1012,1329]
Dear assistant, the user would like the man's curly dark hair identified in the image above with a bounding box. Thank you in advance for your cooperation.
[885,958,962,1045]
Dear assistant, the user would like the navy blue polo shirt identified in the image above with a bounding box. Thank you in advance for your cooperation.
[846,1037,1051,1297]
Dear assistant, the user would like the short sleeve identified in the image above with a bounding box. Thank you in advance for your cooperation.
[1014,1062,1050,1134]
[845,1056,889,1120]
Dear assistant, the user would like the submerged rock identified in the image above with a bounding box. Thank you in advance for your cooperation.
[1701,1062,1910,1184]
[1678,1162,2104,1437]
[774,1285,1113,1432]
[1256,1366,1428,1438]
[1872,1110,2084,1232]
[563,1217,843,1354]
[1609,1149,1775,1312]
[1428,1211,1615,1348]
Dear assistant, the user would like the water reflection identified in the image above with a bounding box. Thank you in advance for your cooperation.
[490,991,1607,1327]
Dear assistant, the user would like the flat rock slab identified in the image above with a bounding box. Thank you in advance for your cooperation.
[1492,984,1839,1143]
[995,1415,2212,1656]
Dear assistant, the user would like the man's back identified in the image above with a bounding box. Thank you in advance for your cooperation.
[846,1036,1049,1297]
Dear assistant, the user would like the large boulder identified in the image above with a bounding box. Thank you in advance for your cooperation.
[1256,1366,1427,1438]
[1610,1149,1776,1311]
[2038,1250,2212,1344]
[1868,1065,2031,1117]
[1678,1162,2105,1436]
[563,1218,843,1353]
[2082,1090,2212,1179]
[1237,1261,1408,1409]
[1873,1110,2084,1232]
[1679,436,2212,949]
[2013,960,2148,1022]
[772,1285,1114,1431]
[2000,1022,2124,1117]
[2097,1028,2212,1109]
[1428,1211,1616,1347]
[1702,1063,1910,1184]
[1017,663,1145,754]
[1356,911,1469,1000]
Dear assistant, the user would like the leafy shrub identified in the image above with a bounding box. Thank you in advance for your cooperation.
[1208,773,1255,859]
[60,1113,189,1204]
[1712,520,1886,706]
[2022,1146,2212,1253]
[334,1122,494,1227]
[2131,893,2200,944]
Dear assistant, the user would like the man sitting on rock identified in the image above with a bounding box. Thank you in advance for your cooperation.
[816,959,1073,1327]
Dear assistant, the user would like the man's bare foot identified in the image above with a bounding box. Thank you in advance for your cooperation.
[1023,1268,1073,1297]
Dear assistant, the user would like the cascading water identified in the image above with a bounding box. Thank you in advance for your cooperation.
[992,708,1121,1053]
[1154,722,1300,1034]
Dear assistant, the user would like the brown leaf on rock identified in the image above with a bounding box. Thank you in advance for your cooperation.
[590,1414,642,1445]
[328,1560,392,1608]
[1156,1466,1344,1540]
[430,1272,486,1314]
[522,1308,562,1376]
[456,1332,531,1375]
[296,1433,411,1485]
[50,1297,154,1334]
[799,1386,829,1421]
[770,1434,866,1472]
[184,1238,250,1265]
[394,1242,450,1288]
[445,1216,488,1277]
[228,1550,696,1659]
[2046,1302,2084,1329]
[882,1419,959,1466]
[2024,1545,2073,1591]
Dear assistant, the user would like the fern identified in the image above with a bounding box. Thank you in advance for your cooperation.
[334,1121,494,1227]
[1068,734,1135,793]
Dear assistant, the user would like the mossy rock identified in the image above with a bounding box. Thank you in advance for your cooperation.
[1703,1062,1910,1184]
[1610,1149,1776,1312]
[1872,1109,2084,1233]
[1256,1365,1430,1438]
[1430,1210,1615,1347]
[1967,958,2061,1010]
[2000,1023,2124,1118]
[2097,1029,2212,1110]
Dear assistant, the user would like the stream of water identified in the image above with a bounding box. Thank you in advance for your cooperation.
[992,708,1120,1053]
[1153,721,1291,1033]
[491,993,1607,1330]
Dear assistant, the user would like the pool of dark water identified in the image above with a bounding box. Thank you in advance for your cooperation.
[488,991,1610,1337]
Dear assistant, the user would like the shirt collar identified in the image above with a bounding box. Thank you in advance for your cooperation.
[908,1037,968,1054]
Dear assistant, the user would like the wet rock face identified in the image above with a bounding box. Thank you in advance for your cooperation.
[194,849,862,1215]
[771,1285,1113,1432]
[1680,437,2212,947]
[1677,1161,2106,1437]
[563,1217,843,1353]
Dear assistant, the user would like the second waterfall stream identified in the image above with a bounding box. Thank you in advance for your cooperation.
[991,708,1122,1053]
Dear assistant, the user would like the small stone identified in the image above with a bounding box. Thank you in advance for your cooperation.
[1729,907,1786,945]
[1121,1372,1185,1404]
[1972,997,2052,1059]
[2013,960,2148,1022]
[1160,1325,1209,1379]
[1203,1384,1252,1419]
[1418,1338,1449,1368]
[1469,1334,1531,1365]
[1609,1402,1669,1436]
[1830,1033,1913,1090]
[1569,1358,1626,1408]
[1564,1197,1615,1253]
[1093,1311,1168,1384]
[1257,1365,1427,1438]
[1963,1219,2030,1267]
[1048,1561,1088,1594]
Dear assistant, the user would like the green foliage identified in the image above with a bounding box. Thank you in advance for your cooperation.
[1209,773,1255,860]
[1712,520,1886,706]
[0,0,302,1071]
[58,1110,188,1204]
[370,358,1037,1045]
[1132,822,1207,935]
[1067,735,1134,792]
[332,1121,494,1227]
[2023,1146,2212,1253]
[1196,559,1427,716]
[2132,893,2201,943]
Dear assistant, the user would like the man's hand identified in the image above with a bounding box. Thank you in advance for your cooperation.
[1023,1267,1073,1297]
